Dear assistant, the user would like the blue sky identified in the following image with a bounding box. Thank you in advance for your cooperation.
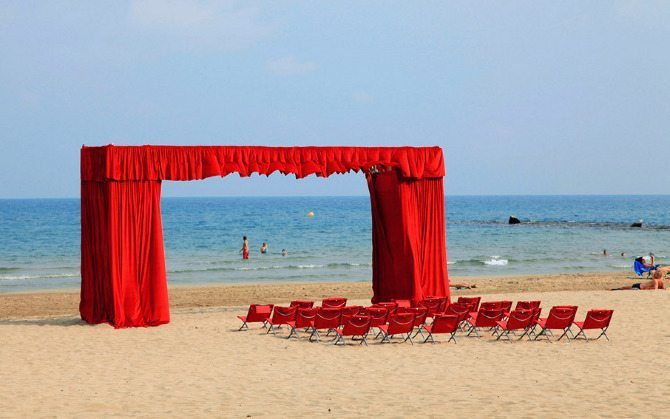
[1,1,669,198]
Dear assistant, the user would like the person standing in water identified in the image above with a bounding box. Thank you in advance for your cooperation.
[240,236,250,260]
[260,242,268,254]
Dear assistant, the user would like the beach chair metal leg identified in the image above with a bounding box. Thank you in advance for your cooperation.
[448,332,457,344]
[238,321,248,331]
[309,329,320,342]
[557,327,572,342]
[423,332,435,344]
[595,327,609,341]
[287,326,298,339]
[403,333,414,345]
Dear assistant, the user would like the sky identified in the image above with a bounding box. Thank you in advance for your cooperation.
[1,1,669,198]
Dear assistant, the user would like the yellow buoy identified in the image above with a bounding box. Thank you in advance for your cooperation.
[307,211,315,217]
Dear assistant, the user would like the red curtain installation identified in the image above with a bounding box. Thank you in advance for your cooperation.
[81,145,449,328]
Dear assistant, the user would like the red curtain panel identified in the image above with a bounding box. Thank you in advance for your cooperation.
[80,145,448,327]
[367,170,449,304]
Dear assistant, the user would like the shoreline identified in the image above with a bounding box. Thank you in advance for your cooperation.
[0,271,636,320]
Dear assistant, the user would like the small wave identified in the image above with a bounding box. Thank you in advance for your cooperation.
[0,267,20,273]
[484,257,508,266]
[170,262,370,274]
[447,261,455,265]
[611,264,631,269]
[0,273,79,281]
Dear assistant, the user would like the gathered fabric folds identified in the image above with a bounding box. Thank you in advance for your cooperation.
[81,145,448,328]
[367,170,449,304]
[80,180,169,328]
[81,145,445,181]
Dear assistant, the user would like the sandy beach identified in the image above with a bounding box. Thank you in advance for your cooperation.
[1,272,668,417]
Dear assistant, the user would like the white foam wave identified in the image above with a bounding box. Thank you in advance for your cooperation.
[447,261,455,265]
[484,257,508,266]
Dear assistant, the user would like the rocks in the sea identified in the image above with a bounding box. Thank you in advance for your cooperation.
[630,221,643,228]
[508,216,521,225]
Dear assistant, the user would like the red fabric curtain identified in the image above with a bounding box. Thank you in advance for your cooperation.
[367,170,449,303]
[80,180,169,328]
[80,145,447,328]
[81,145,445,181]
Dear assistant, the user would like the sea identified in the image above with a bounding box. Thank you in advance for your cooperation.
[0,195,669,293]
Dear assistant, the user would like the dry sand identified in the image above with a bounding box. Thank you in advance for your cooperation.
[1,272,668,417]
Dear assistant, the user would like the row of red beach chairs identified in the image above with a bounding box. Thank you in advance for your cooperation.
[237,296,614,345]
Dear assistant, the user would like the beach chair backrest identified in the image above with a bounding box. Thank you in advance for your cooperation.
[457,296,481,312]
[270,306,297,325]
[633,260,650,277]
[322,297,347,308]
[339,306,363,325]
[313,307,342,329]
[290,300,314,309]
[362,307,388,327]
[295,307,318,328]
[419,299,442,316]
[387,313,415,335]
[445,302,471,322]
[506,309,533,330]
[246,304,274,322]
[516,300,541,310]
[474,308,504,328]
[480,301,503,310]
[431,315,460,334]
[341,315,371,337]
[582,309,614,330]
[373,302,398,317]
[546,306,578,329]
[498,301,513,313]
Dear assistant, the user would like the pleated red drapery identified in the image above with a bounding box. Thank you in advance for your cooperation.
[367,170,448,303]
[81,145,449,328]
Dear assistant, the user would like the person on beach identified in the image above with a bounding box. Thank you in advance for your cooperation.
[450,282,476,289]
[613,270,665,290]
[260,242,268,254]
[240,236,249,260]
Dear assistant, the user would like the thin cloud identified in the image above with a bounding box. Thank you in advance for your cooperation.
[267,56,318,76]
[129,0,271,51]
[352,90,373,103]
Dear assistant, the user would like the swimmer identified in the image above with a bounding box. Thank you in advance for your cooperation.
[603,249,608,256]
[240,236,249,260]
[260,242,268,254]
[281,249,288,257]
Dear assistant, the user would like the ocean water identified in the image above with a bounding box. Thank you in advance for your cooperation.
[0,195,668,293]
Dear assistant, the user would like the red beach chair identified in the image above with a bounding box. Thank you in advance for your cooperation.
[457,296,481,313]
[398,307,428,337]
[339,306,363,325]
[361,307,388,331]
[266,306,297,335]
[237,304,274,331]
[573,309,614,341]
[444,302,472,329]
[372,302,398,317]
[322,297,347,308]
[290,300,315,309]
[377,312,416,344]
[308,307,342,342]
[494,309,533,341]
[466,308,504,337]
[534,306,578,341]
[287,307,318,339]
[420,315,460,344]
[419,298,443,317]
[334,315,372,346]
